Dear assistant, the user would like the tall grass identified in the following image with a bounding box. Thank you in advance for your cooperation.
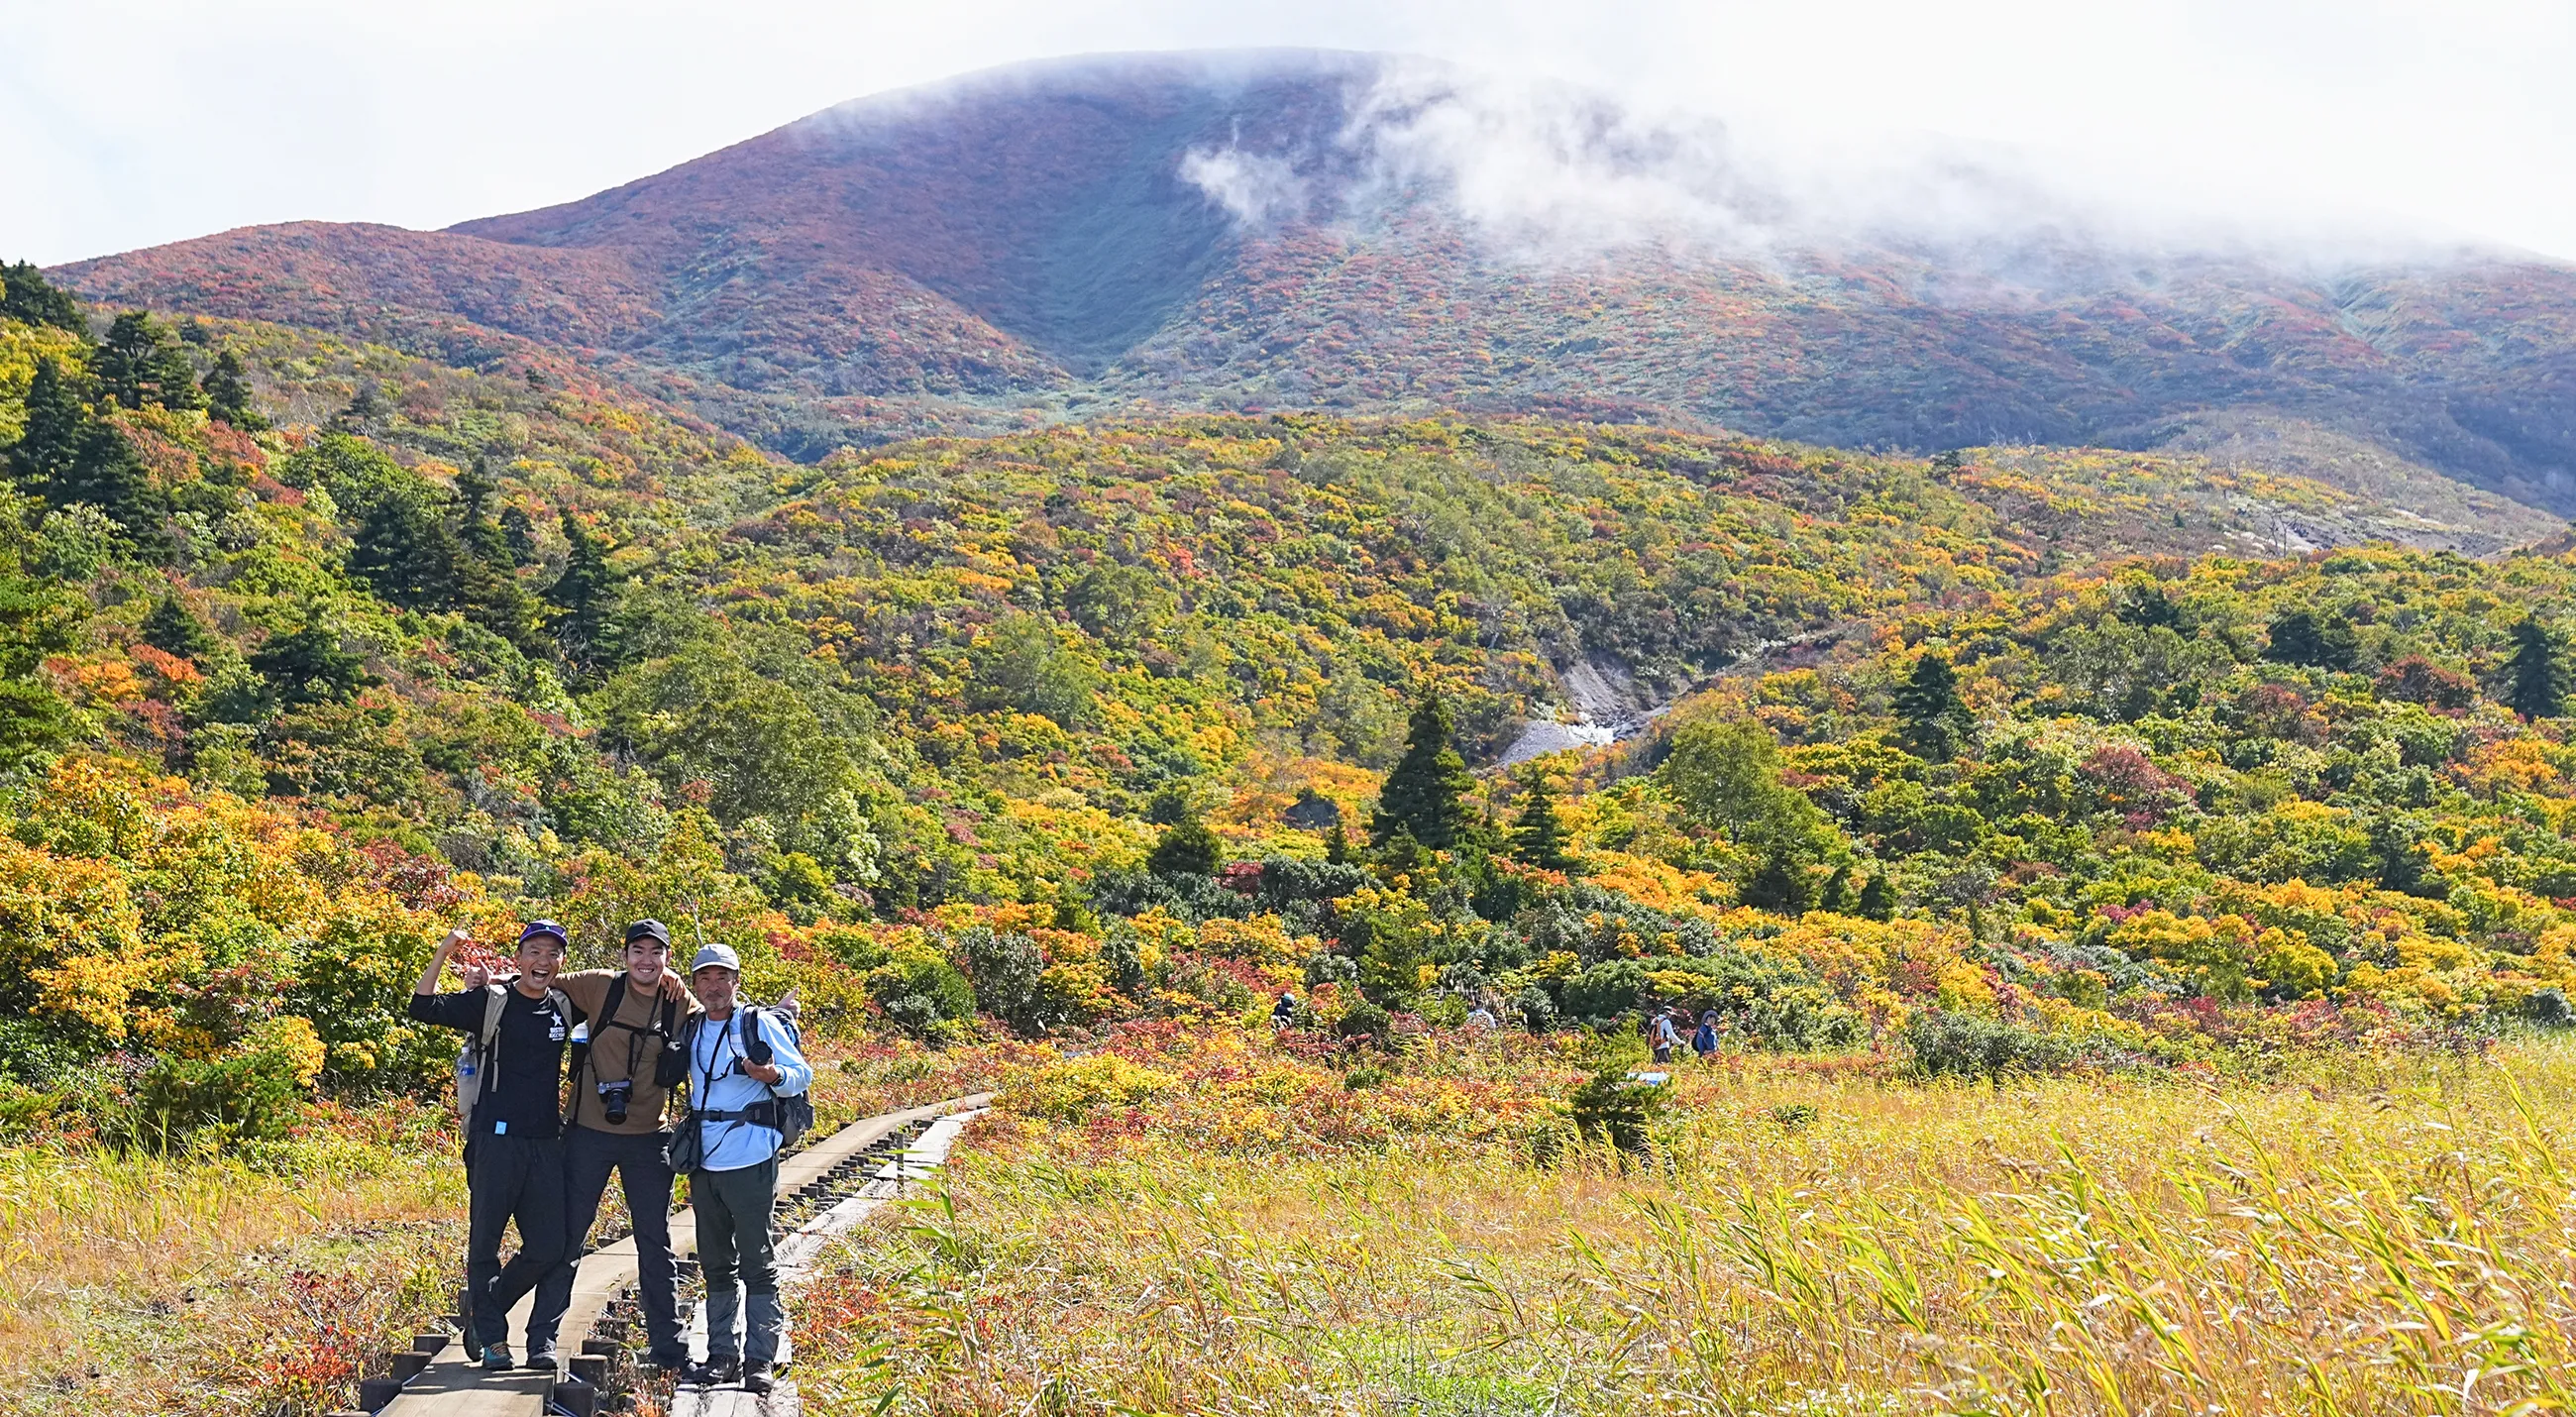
[0,1102,461,1416]
[797,1039,2576,1417]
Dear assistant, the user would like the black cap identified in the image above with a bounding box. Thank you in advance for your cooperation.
[624,919,673,947]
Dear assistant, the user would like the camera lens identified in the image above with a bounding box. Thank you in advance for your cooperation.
[599,1079,632,1124]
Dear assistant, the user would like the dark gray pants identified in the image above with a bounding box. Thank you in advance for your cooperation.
[693,1156,782,1363]
[530,1127,681,1357]
[466,1132,569,1350]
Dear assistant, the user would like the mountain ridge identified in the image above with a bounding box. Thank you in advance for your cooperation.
[50,49,2576,514]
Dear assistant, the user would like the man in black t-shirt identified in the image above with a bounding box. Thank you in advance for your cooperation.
[409,922,585,1371]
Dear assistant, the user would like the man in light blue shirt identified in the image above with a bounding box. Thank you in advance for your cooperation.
[679,942,811,1394]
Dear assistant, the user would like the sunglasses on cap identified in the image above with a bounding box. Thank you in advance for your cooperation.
[517,921,569,947]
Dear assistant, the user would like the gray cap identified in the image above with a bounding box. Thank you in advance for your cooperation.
[691,941,742,974]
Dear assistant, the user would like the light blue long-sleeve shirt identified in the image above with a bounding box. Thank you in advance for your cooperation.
[687,1007,812,1172]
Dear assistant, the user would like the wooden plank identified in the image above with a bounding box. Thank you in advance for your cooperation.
[377,1094,991,1416]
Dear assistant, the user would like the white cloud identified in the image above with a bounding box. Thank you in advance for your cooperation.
[1179,145,1311,229]
[2,0,2573,264]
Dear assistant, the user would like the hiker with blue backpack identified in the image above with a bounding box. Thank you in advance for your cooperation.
[410,922,591,1371]
[674,940,812,1395]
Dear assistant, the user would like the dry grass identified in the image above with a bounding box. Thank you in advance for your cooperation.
[797,1036,2576,1417]
[0,1100,462,1416]
[0,1035,1001,1416]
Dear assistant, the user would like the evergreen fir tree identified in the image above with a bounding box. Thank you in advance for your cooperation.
[348,491,463,610]
[500,504,539,566]
[1509,773,1573,871]
[1147,810,1222,877]
[95,311,202,411]
[1856,872,1895,922]
[1893,651,1973,760]
[547,510,623,669]
[1370,694,1475,848]
[2264,607,2361,672]
[2507,616,2569,721]
[61,423,167,556]
[1323,822,1352,865]
[1819,863,1855,914]
[1741,839,1814,914]
[141,592,216,661]
[6,357,88,494]
[0,262,86,333]
[248,612,375,710]
[0,552,81,773]
[200,350,267,430]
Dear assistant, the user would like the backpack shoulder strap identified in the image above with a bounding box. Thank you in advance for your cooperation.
[478,984,507,1048]
[743,1006,775,1067]
[601,972,629,1030]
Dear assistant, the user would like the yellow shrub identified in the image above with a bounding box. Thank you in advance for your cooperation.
[1001,1053,1179,1122]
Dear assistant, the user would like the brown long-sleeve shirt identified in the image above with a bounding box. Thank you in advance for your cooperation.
[557,968,700,1135]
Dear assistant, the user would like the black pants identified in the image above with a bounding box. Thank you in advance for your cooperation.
[530,1126,682,1358]
[467,1132,569,1349]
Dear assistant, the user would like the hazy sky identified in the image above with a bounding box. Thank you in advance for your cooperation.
[4,0,2572,266]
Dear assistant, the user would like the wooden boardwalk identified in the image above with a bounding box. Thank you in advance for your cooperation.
[365,1094,991,1417]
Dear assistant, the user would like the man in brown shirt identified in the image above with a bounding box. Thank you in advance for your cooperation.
[527,920,697,1369]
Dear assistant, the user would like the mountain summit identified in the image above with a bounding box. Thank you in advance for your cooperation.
[53,49,2576,508]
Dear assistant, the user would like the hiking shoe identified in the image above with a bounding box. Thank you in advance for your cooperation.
[641,1350,690,1373]
[683,1357,740,1387]
[741,1362,775,1395]
[481,1343,514,1371]
[522,1343,559,1371]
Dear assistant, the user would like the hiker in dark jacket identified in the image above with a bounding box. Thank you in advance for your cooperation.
[409,923,586,1372]
[525,920,696,1371]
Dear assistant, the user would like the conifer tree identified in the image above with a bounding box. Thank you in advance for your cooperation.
[1856,872,1895,922]
[249,610,374,710]
[200,350,267,430]
[1741,839,1814,914]
[1509,773,1573,871]
[61,423,167,556]
[1370,694,1475,848]
[1893,651,1972,760]
[548,510,623,669]
[142,592,216,661]
[2508,616,2569,721]
[0,262,87,333]
[96,311,202,411]
[1147,809,1222,877]
[1323,821,1352,865]
[1819,863,1855,914]
[349,491,463,610]
[6,357,87,494]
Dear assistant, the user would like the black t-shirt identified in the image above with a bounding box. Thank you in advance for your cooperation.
[410,985,582,1140]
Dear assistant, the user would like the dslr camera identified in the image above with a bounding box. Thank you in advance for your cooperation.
[597,1078,634,1125]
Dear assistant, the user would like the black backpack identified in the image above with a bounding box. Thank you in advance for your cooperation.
[740,1006,814,1150]
[566,973,684,1127]
[665,1006,812,1154]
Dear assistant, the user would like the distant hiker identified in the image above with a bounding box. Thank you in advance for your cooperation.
[528,920,696,1373]
[676,942,812,1395]
[1693,1009,1722,1060]
[1272,990,1298,1029]
[1650,1008,1681,1065]
[1465,1001,1496,1031]
[410,923,585,1372]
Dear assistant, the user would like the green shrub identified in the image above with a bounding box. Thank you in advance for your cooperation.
[1903,1011,2075,1082]
[1567,1068,1665,1155]
[866,949,976,1037]
[1336,1000,1391,1041]
[113,1017,324,1150]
